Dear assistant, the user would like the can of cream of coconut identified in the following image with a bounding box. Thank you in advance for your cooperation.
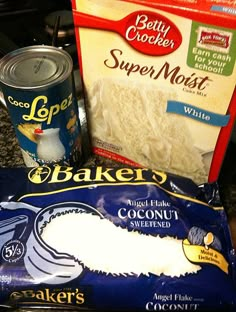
[0,45,82,167]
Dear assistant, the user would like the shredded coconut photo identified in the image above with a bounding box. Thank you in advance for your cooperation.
[41,210,201,277]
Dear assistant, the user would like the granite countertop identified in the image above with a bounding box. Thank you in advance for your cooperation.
[0,104,25,167]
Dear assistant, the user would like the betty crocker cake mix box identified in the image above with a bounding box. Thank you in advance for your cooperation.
[72,0,236,184]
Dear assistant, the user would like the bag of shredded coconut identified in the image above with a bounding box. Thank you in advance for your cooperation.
[0,166,235,311]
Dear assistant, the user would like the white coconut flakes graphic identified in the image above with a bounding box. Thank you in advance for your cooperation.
[41,211,201,277]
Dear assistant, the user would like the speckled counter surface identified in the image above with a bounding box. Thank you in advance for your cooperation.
[0,104,25,167]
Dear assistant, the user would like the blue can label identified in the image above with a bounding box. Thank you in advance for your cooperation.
[4,75,82,166]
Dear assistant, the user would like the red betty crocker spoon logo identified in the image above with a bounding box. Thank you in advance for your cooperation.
[73,10,182,56]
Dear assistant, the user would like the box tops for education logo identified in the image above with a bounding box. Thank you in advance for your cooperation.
[197,26,232,53]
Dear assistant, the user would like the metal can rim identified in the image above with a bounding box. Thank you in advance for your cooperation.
[0,45,73,90]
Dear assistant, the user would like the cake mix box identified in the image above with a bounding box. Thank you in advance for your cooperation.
[72,0,236,184]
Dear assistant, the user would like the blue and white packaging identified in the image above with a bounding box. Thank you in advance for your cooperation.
[0,166,235,311]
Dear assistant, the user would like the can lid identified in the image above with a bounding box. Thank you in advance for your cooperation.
[0,45,73,89]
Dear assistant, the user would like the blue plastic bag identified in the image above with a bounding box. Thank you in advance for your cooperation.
[0,166,235,311]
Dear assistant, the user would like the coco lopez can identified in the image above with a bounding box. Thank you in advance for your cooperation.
[0,45,82,167]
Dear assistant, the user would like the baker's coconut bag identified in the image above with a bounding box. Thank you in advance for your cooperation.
[0,166,235,310]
